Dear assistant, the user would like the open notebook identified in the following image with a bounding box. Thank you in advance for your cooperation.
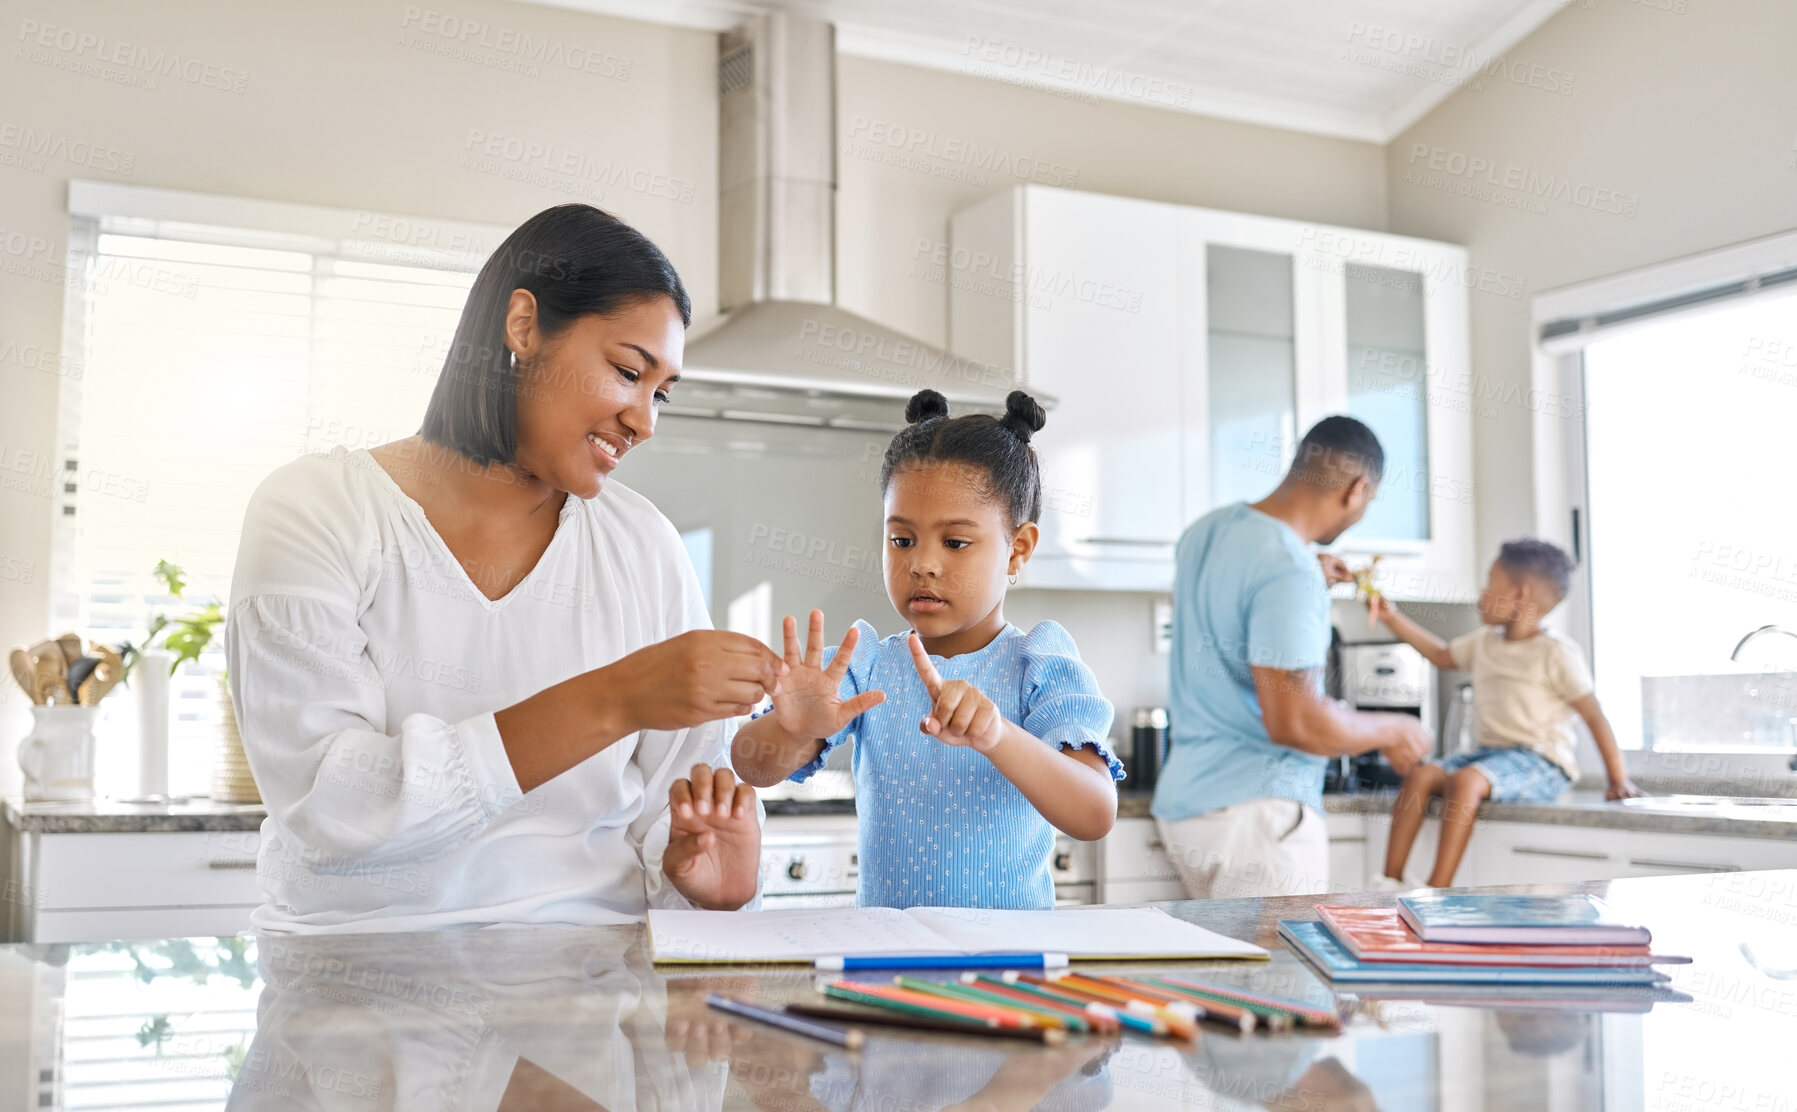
[648,905,1269,965]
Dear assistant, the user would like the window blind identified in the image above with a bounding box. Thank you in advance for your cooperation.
[57,213,481,797]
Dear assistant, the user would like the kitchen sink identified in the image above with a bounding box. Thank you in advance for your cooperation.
[1620,794,1797,820]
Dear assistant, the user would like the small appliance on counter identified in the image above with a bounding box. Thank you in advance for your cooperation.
[1125,707,1168,792]
[1325,639,1439,792]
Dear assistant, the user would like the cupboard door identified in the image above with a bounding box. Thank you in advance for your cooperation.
[1019,189,1183,583]
[1343,263,1432,542]
[1204,244,1299,510]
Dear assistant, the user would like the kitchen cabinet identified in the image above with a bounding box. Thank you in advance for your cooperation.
[1325,810,1370,890]
[1098,817,1185,905]
[950,186,1476,599]
[1469,822,1797,886]
[11,829,261,943]
[949,188,1185,590]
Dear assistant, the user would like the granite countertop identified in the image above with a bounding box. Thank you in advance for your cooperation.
[2,796,267,834]
[3,870,1790,1109]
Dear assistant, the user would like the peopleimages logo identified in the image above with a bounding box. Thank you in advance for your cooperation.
[14,18,249,93]
[1405,144,1639,218]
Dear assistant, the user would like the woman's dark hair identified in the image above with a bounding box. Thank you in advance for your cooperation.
[878,388,1048,529]
[420,204,691,466]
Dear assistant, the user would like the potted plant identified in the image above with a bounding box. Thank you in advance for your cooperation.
[123,561,258,804]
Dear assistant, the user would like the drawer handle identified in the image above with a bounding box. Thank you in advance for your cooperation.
[1627,859,1736,873]
[1511,847,1608,861]
[207,859,259,870]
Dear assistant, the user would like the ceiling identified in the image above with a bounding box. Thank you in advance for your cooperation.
[517,0,1571,142]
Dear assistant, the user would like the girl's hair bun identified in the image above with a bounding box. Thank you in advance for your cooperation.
[999,390,1047,444]
[905,388,951,424]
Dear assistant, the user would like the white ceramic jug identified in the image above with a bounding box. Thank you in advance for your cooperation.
[18,705,100,802]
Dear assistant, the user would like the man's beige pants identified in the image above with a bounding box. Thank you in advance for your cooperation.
[1155,798,1330,900]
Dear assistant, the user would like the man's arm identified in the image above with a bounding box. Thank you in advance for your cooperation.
[1368,598,1458,672]
[1253,666,1432,772]
[1571,693,1642,799]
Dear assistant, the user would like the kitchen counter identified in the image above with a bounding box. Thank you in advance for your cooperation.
[2,795,266,834]
[1110,789,1797,839]
[3,870,1790,1109]
[14,785,1794,838]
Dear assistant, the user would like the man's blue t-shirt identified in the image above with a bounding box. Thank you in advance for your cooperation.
[1152,503,1333,821]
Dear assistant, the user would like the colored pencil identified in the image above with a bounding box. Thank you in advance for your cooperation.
[1145,975,1342,1030]
[816,953,1070,971]
[820,980,1039,1029]
[707,994,865,1049]
[1009,973,1168,1037]
[964,974,1121,1032]
[1081,973,1258,1034]
[1048,973,1202,1040]
[893,975,1088,1031]
[781,1003,1068,1045]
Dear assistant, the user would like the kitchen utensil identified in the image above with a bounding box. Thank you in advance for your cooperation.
[66,656,101,702]
[29,645,67,706]
[8,647,38,704]
[80,643,125,705]
[54,631,83,666]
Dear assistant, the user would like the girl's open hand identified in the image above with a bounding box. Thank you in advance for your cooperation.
[909,631,1006,753]
[769,610,885,742]
[663,764,760,910]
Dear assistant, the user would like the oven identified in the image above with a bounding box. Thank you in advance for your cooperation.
[759,814,859,909]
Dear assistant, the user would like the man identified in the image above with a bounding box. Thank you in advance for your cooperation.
[1153,416,1432,899]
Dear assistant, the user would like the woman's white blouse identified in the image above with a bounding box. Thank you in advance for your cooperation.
[226,446,745,933]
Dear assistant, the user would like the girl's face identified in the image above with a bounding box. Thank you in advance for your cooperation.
[509,293,686,499]
[883,463,1038,656]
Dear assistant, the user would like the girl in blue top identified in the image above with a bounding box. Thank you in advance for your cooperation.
[732,388,1122,910]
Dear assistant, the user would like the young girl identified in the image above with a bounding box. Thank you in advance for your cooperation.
[731,389,1122,910]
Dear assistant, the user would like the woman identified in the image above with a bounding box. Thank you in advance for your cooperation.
[226,204,786,931]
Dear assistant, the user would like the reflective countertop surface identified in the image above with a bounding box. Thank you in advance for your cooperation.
[3,871,1792,1110]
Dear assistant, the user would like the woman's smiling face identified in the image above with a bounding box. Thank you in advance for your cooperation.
[509,293,685,498]
[883,462,1037,656]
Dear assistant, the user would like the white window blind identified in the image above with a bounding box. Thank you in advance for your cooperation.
[57,206,485,797]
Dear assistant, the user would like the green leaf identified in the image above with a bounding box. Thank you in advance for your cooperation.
[152,559,186,599]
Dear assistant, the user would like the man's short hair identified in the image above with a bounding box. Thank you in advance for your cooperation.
[1497,538,1577,598]
[1289,415,1384,489]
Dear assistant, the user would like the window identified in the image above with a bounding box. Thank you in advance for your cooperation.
[56,185,496,797]
[1580,290,1797,754]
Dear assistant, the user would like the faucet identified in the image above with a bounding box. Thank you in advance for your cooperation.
[1730,625,1797,663]
[1728,627,1797,770]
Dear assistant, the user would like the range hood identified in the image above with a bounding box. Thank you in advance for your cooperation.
[674,12,1025,428]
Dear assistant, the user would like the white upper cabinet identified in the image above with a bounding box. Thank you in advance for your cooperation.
[950,186,1475,600]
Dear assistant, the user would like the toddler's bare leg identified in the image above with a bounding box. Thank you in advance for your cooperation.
[1385,763,1446,881]
[1429,767,1493,887]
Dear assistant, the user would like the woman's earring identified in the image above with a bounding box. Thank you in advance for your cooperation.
[1008,572,1019,586]
[508,351,518,372]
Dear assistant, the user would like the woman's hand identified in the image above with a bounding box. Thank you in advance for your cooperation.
[663,764,761,910]
[606,631,788,734]
[768,611,886,741]
[909,632,1005,753]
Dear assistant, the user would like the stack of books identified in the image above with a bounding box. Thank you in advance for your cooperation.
[1279,893,1691,985]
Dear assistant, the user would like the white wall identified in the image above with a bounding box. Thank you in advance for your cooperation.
[1385,0,1797,562]
[0,0,1392,795]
